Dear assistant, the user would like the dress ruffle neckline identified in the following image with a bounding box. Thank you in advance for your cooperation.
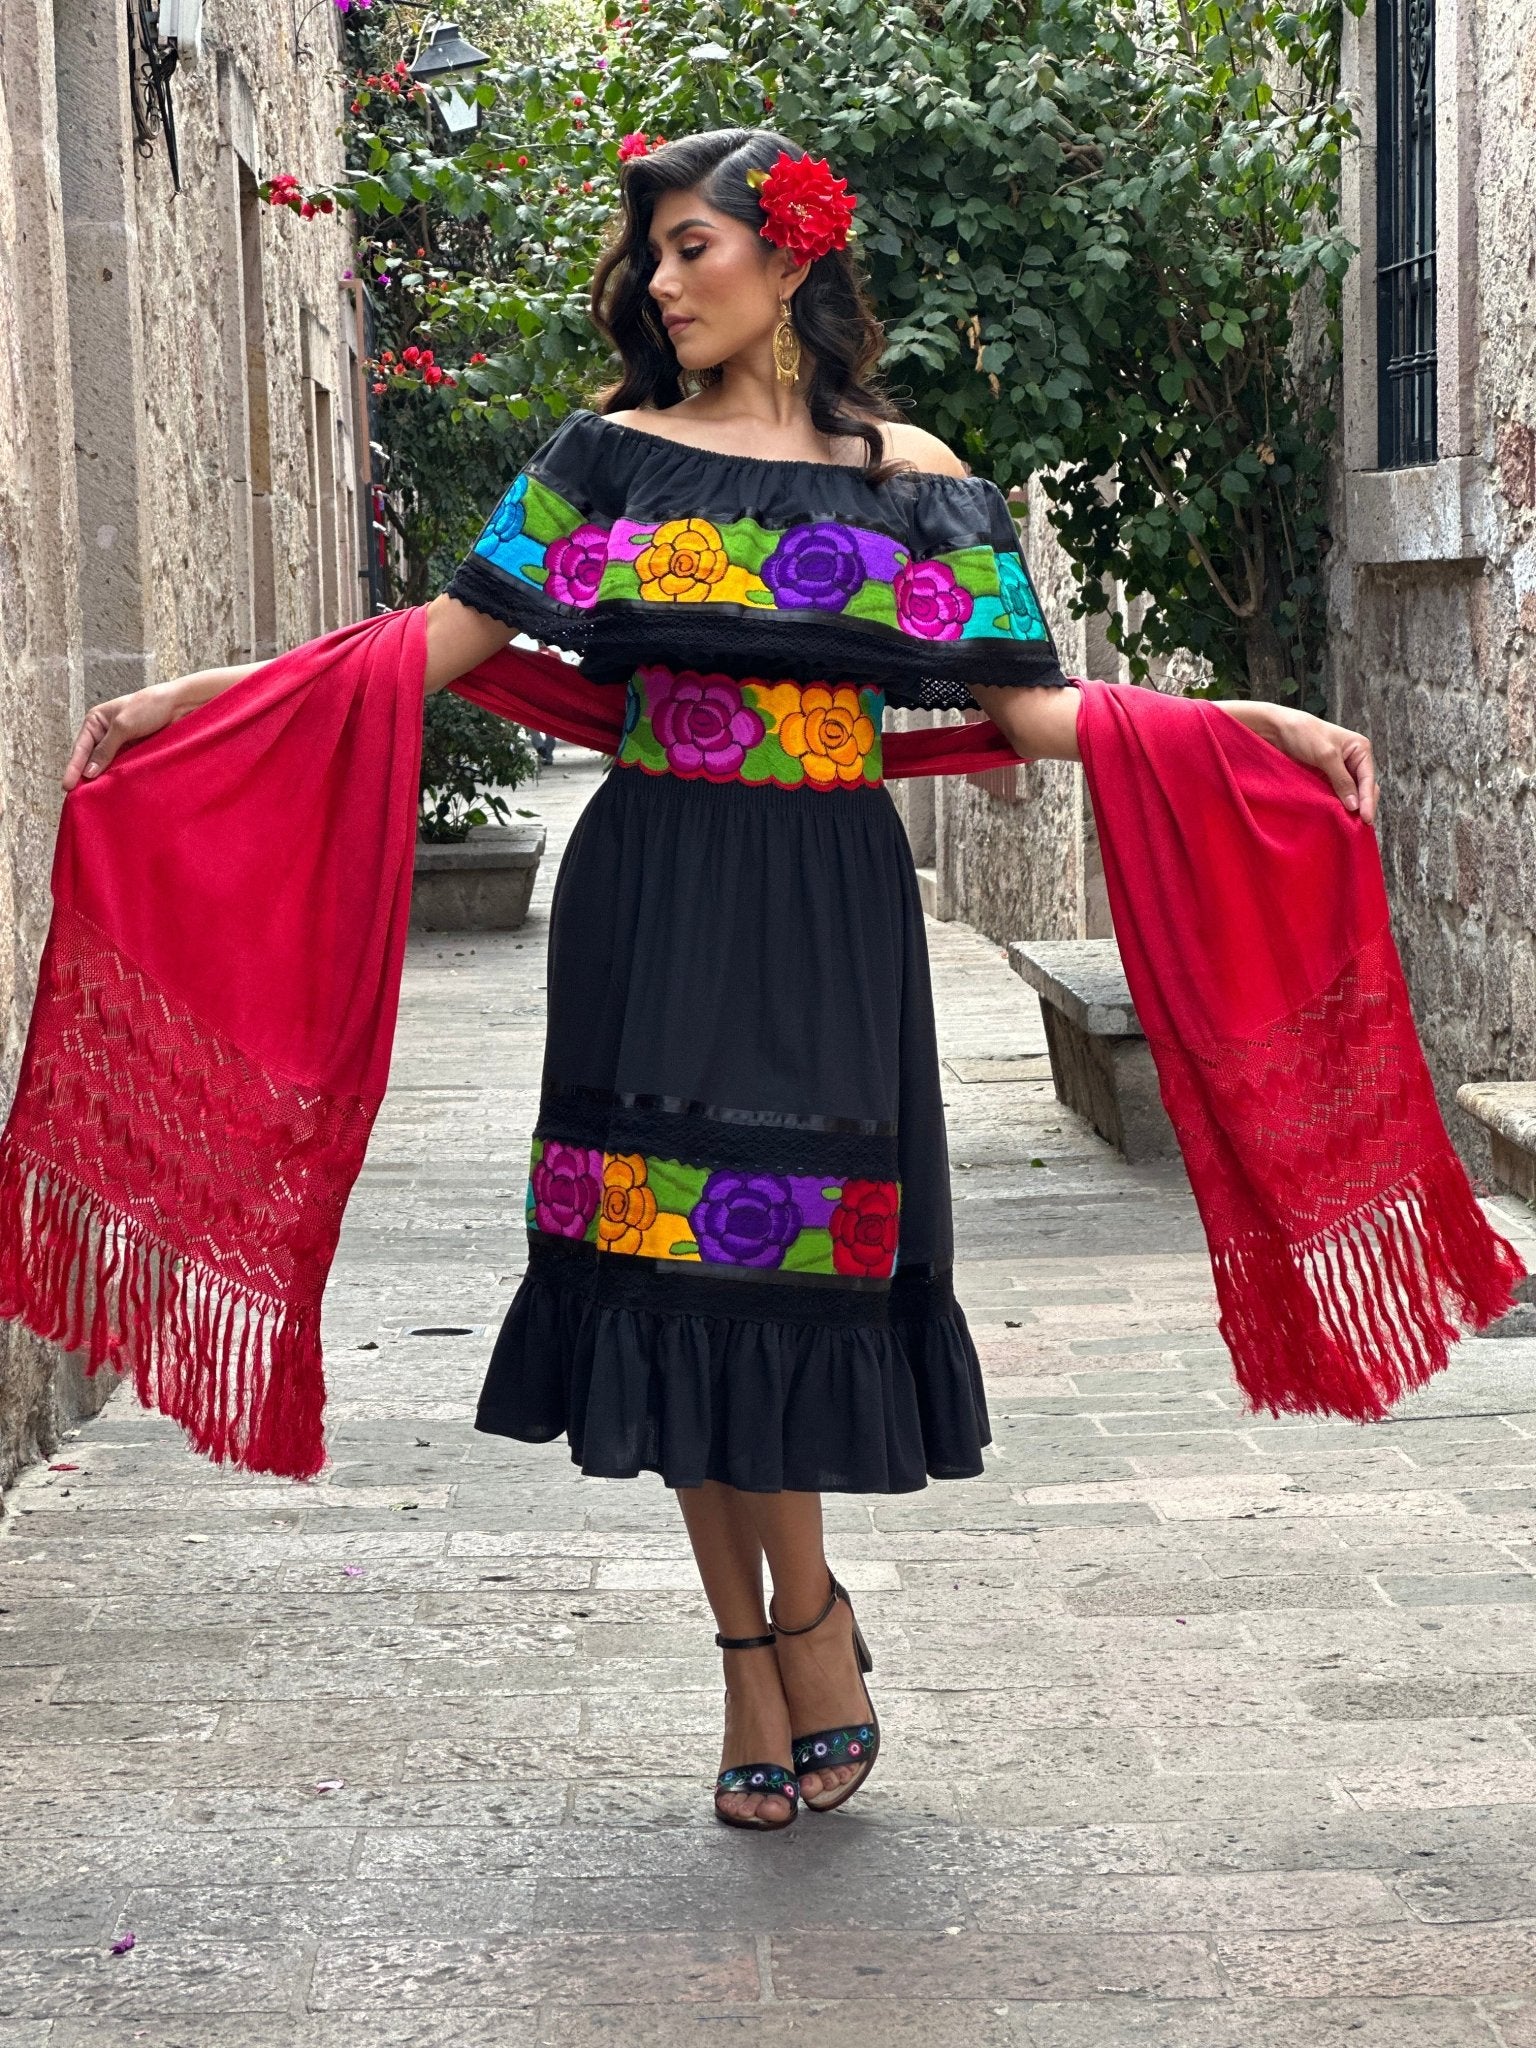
[443,407,1069,709]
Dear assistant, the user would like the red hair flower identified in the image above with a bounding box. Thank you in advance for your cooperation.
[747,151,856,266]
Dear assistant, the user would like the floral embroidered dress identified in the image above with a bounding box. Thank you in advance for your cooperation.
[443,408,1066,1492]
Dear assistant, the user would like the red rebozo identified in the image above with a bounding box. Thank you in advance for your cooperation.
[0,613,1522,1477]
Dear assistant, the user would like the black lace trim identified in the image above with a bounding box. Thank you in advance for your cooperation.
[444,552,1068,712]
[444,551,595,658]
[537,1084,899,1183]
[525,1233,958,1329]
[544,1079,896,1139]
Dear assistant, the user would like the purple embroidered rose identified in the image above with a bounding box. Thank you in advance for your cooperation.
[543,523,609,607]
[531,1143,604,1238]
[690,1170,800,1268]
[760,522,867,611]
[894,558,974,640]
[650,670,765,777]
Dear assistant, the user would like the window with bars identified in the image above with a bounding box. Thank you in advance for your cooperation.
[1376,0,1438,467]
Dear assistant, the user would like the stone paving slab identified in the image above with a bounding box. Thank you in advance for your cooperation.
[3,745,1536,2043]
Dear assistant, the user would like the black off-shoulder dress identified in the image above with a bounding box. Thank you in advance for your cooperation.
[442,408,1066,1493]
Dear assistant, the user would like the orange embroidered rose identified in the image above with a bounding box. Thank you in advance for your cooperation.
[636,517,730,602]
[777,684,876,786]
[599,1152,658,1254]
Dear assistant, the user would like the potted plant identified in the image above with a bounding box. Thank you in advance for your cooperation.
[411,693,546,931]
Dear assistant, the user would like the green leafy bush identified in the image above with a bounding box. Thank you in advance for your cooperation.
[418,692,539,843]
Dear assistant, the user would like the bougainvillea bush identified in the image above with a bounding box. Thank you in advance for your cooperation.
[266,0,1359,704]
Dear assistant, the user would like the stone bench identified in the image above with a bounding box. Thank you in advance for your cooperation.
[1457,1082,1536,1207]
[1454,1083,1536,1335]
[1008,938,1179,1163]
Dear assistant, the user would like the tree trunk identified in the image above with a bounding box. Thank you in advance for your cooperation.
[1243,610,1290,700]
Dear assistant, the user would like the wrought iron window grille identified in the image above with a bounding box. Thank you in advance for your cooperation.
[1376,0,1438,468]
[126,0,183,192]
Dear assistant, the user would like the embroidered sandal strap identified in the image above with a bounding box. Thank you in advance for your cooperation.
[791,1721,878,1775]
[714,1630,777,1651]
[716,1762,799,1803]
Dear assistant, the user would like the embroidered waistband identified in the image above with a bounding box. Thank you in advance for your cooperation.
[615,665,885,790]
[527,1139,900,1280]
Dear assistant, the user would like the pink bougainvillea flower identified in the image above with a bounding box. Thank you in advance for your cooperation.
[111,1932,136,1955]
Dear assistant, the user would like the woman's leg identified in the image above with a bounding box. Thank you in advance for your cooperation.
[739,1490,868,1803]
[675,1479,794,1824]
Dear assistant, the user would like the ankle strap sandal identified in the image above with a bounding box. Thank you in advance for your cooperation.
[712,1629,800,1832]
[769,1572,881,1815]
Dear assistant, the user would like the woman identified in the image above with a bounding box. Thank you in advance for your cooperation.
[62,128,1378,1832]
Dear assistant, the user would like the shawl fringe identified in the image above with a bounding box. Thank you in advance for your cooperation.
[1213,1149,1524,1422]
[0,1133,326,1477]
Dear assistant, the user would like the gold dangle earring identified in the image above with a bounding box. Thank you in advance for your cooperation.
[772,299,802,386]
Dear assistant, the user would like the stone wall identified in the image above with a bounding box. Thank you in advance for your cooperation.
[1330,0,1536,1168]
[0,0,365,1491]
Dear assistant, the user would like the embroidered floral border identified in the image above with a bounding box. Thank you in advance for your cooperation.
[526,1140,901,1280]
[616,668,884,788]
[470,472,1050,647]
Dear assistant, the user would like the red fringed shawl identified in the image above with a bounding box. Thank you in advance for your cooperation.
[0,607,1522,1475]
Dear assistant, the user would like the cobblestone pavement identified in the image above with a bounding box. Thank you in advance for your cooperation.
[4,748,1536,2046]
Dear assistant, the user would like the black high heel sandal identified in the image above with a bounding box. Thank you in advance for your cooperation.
[711,1629,800,1832]
[770,1571,880,1814]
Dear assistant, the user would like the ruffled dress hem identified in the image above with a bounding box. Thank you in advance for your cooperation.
[474,1260,991,1495]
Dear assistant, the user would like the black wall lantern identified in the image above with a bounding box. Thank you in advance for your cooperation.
[127,0,202,192]
[407,22,490,139]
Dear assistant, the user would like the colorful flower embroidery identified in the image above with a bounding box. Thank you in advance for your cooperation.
[760,523,867,611]
[599,1152,658,1255]
[997,550,1048,639]
[650,670,766,777]
[636,516,731,603]
[894,558,973,640]
[543,524,609,608]
[531,1142,603,1238]
[618,669,884,791]
[777,684,878,788]
[484,474,528,546]
[830,1179,901,1276]
[527,1139,899,1279]
[691,1170,802,1269]
[466,467,1052,652]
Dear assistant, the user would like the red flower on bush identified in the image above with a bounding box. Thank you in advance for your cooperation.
[829,1180,900,1277]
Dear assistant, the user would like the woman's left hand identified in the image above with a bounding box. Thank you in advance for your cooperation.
[1227,703,1379,826]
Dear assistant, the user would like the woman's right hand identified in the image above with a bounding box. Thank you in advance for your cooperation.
[62,682,188,792]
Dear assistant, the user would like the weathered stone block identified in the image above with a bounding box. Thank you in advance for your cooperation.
[410,823,546,933]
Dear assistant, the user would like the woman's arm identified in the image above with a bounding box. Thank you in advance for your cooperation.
[62,593,513,790]
[969,682,1379,826]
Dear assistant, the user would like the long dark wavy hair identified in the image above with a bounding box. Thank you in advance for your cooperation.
[589,128,914,484]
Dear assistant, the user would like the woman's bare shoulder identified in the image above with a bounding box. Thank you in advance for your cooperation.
[874,420,970,476]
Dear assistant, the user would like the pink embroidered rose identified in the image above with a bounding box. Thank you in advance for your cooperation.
[649,669,764,776]
[531,1142,603,1237]
[543,523,609,608]
[894,559,974,641]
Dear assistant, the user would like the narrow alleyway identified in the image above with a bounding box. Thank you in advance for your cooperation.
[4,749,1536,2046]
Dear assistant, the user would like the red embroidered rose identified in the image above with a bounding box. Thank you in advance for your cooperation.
[749,152,857,266]
[830,1179,899,1277]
